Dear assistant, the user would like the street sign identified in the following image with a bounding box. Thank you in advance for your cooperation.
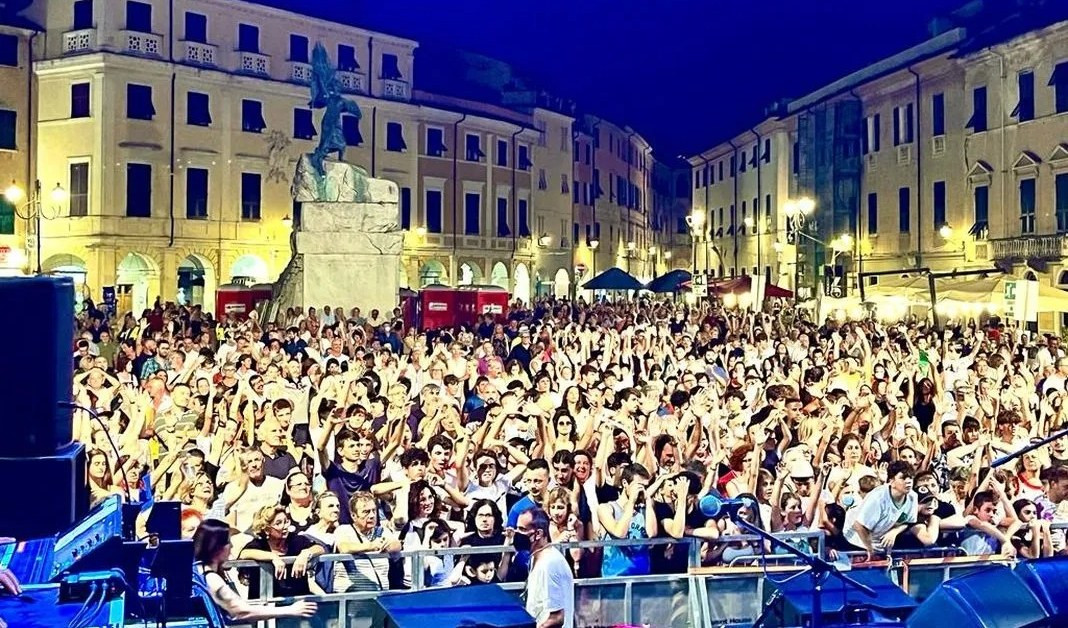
[823,265,844,298]
[575,264,587,279]
[693,273,708,297]
[1004,280,1038,322]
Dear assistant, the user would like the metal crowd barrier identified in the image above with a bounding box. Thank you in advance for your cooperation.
[222,525,1068,627]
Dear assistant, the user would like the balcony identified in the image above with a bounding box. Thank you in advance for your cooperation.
[120,30,163,57]
[991,234,1068,262]
[337,70,366,94]
[238,51,270,77]
[290,61,312,84]
[183,41,218,67]
[381,78,409,101]
[63,29,96,55]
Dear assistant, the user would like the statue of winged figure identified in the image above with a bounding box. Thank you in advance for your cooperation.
[309,43,362,176]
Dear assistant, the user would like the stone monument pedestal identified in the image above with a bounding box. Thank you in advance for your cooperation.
[274,156,402,317]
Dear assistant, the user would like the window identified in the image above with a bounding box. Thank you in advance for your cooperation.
[342,114,362,146]
[238,24,259,53]
[730,155,736,176]
[967,86,987,132]
[425,189,442,233]
[73,0,93,30]
[739,150,747,172]
[791,143,799,174]
[974,185,989,227]
[0,195,12,234]
[518,145,532,170]
[496,198,510,236]
[386,122,406,151]
[187,91,211,126]
[126,1,152,33]
[496,139,508,167]
[186,167,208,219]
[932,93,945,136]
[240,172,261,220]
[1056,174,1068,233]
[862,116,879,154]
[518,199,530,237]
[1020,178,1036,234]
[1052,62,1068,114]
[898,187,910,232]
[584,144,590,165]
[426,127,446,157]
[289,34,308,63]
[126,84,155,120]
[338,44,358,71]
[0,35,16,67]
[184,12,207,43]
[126,163,152,217]
[763,138,771,163]
[893,105,914,145]
[1013,71,1035,121]
[0,110,13,150]
[933,181,946,227]
[381,53,402,80]
[464,192,480,235]
[69,162,89,217]
[71,82,90,118]
[465,134,484,161]
[293,108,316,140]
[561,174,569,194]
[400,187,411,229]
[241,99,266,133]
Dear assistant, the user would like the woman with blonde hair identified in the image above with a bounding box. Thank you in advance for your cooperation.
[238,505,323,599]
[546,487,584,571]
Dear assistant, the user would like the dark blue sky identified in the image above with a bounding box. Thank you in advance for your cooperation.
[268,0,965,157]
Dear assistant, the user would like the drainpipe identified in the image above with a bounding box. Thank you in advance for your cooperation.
[570,127,578,300]
[989,48,1008,261]
[591,121,601,275]
[699,155,712,276]
[907,66,922,268]
[850,87,864,290]
[370,106,377,177]
[626,130,637,262]
[26,29,36,242]
[451,113,467,278]
[727,139,739,272]
[167,0,177,247]
[510,126,522,259]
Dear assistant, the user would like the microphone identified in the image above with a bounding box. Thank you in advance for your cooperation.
[699,491,756,519]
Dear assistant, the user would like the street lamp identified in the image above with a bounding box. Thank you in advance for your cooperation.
[685,210,705,278]
[939,224,953,239]
[537,234,553,248]
[4,180,67,275]
[782,196,816,303]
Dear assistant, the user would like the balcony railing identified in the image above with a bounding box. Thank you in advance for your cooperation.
[991,234,1068,261]
[183,40,217,67]
[381,78,409,101]
[238,50,270,76]
[290,61,312,84]
[337,70,366,94]
[120,30,162,57]
[62,29,96,55]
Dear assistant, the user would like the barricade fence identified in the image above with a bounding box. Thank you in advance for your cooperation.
[222,525,1067,628]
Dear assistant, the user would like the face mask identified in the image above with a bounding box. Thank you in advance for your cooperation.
[512,530,532,554]
[841,494,856,509]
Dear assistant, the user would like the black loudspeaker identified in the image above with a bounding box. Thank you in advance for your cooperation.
[907,564,1050,628]
[1015,557,1068,619]
[0,442,87,539]
[373,583,535,628]
[761,569,917,627]
[0,276,74,456]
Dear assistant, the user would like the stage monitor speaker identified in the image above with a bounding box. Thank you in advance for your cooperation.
[761,568,917,627]
[1015,557,1068,619]
[907,564,1049,628]
[0,276,74,456]
[0,442,87,539]
[373,583,535,628]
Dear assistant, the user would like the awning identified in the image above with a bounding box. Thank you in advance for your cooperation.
[645,269,692,293]
[582,267,644,291]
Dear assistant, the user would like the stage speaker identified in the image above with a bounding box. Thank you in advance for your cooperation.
[0,442,87,539]
[1015,557,1068,619]
[373,583,535,628]
[761,569,917,627]
[0,276,74,456]
[907,564,1049,628]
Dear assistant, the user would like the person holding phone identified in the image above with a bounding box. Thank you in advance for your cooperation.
[597,463,661,576]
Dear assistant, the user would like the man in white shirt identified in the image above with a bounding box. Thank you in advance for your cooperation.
[845,460,919,561]
[517,507,573,628]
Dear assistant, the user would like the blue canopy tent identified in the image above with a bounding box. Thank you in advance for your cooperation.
[582,267,644,291]
[645,269,692,293]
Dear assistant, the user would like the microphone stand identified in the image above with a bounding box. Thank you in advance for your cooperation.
[991,426,1068,468]
[730,515,877,628]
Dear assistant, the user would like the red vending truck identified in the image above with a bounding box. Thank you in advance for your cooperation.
[456,285,510,327]
[216,283,273,321]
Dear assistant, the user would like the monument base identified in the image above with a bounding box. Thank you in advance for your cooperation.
[274,156,403,319]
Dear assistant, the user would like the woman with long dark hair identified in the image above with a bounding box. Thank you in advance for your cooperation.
[193,519,316,622]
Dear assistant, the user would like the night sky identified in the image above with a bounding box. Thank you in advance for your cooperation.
[263,0,966,158]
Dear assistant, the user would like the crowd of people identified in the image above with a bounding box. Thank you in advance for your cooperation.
[68,295,1068,620]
